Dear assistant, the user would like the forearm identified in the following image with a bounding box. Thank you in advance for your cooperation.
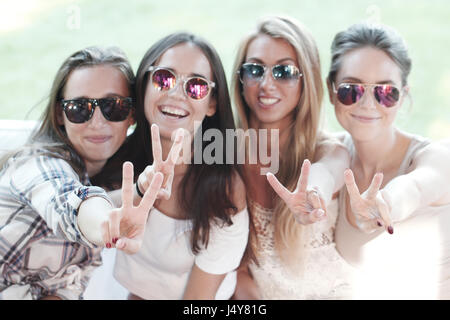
[308,162,336,206]
[381,169,442,223]
[233,267,260,300]
[77,196,113,246]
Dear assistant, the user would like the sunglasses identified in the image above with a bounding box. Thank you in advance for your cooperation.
[148,66,215,100]
[333,83,401,108]
[61,97,133,124]
[238,63,302,86]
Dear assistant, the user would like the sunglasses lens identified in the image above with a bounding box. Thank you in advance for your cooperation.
[240,64,264,83]
[185,78,210,100]
[99,98,132,121]
[337,84,365,105]
[152,69,176,91]
[63,100,92,123]
[272,65,299,80]
[374,85,400,108]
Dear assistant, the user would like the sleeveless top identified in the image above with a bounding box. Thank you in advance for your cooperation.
[248,198,355,299]
[335,133,450,299]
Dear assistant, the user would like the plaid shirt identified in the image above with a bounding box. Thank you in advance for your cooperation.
[0,149,111,300]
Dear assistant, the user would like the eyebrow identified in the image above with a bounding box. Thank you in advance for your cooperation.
[339,76,396,85]
[65,94,127,100]
[158,66,208,79]
[245,57,297,65]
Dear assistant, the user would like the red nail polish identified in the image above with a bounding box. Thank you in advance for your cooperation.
[106,243,111,248]
[387,226,394,234]
[112,237,118,244]
[377,221,382,227]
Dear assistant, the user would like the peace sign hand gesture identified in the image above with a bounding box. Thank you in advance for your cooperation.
[102,161,163,254]
[137,124,185,200]
[343,169,394,234]
[266,159,327,225]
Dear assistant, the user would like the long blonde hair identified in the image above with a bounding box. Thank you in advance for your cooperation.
[231,15,324,269]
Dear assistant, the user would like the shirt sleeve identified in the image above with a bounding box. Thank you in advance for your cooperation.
[195,207,249,275]
[9,154,112,248]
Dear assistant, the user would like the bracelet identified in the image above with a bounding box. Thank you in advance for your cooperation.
[136,182,144,198]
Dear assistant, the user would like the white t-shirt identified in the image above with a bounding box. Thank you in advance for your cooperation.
[114,207,249,299]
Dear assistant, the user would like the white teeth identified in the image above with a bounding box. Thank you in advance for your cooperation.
[161,106,188,117]
[259,98,278,105]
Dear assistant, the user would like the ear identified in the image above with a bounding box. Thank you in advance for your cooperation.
[129,109,137,126]
[206,97,217,117]
[56,102,65,126]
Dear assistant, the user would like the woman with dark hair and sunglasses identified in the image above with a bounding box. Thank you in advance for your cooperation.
[327,22,450,299]
[112,32,249,300]
[230,15,353,299]
[0,46,164,300]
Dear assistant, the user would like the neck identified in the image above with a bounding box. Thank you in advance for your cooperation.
[248,113,293,152]
[352,127,400,179]
[85,159,107,177]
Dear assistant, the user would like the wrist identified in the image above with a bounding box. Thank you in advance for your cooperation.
[136,182,144,198]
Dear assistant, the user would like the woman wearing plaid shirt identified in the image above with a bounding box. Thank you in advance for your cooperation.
[0,46,164,300]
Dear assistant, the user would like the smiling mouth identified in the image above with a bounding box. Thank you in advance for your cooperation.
[86,136,111,143]
[351,114,381,122]
[159,105,189,119]
[258,97,279,106]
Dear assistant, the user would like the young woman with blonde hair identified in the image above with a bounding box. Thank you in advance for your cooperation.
[231,16,353,299]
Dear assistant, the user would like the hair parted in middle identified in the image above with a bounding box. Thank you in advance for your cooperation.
[231,15,327,269]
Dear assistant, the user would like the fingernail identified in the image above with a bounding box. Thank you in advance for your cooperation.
[387,226,394,234]
[377,221,382,227]
[112,237,118,244]
[106,243,111,249]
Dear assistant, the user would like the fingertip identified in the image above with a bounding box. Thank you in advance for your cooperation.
[116,239,125,249]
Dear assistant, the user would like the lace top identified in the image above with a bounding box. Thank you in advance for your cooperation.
[249,198,354,299]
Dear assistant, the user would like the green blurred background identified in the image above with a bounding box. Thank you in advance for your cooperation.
[1,0,449,140]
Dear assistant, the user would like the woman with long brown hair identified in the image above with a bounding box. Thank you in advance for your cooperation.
[113,32,249,300]
[0,46,162,300]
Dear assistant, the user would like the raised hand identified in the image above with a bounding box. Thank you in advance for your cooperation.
[137,124,185,200]
[103,161,163,254]
[266,159,327,225]
[343,168,393,234]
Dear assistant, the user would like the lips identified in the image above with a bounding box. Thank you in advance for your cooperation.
[351,114,382,123]
[158,105,190,119]
[85,135,112,144]
[258,96,280,107]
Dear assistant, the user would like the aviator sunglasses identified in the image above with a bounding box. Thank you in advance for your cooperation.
[148,66,215,100]
[333,83,401,108]
[60,97,133,124]
[238,63,302,86]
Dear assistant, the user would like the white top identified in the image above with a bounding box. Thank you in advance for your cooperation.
[249,199,355,299]
[114,206,249,300]
[335,133,450,299]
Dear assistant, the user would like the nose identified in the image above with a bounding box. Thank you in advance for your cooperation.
[359,88,377,110]
[88,105,108,128]
[259,69,276,90]
[168,79,187,100]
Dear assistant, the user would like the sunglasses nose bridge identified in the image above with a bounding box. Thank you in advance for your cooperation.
[260,66,276,87]
[358,85,378,109]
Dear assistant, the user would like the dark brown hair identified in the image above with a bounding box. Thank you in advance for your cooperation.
[123,32,246,253]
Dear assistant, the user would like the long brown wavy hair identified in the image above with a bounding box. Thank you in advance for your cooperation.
[0,46,135,190]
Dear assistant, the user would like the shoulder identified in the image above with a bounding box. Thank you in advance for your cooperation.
[413,138,450,165]
[9,150,81,187]
[230,170,247,213]
[315,131,350,161]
